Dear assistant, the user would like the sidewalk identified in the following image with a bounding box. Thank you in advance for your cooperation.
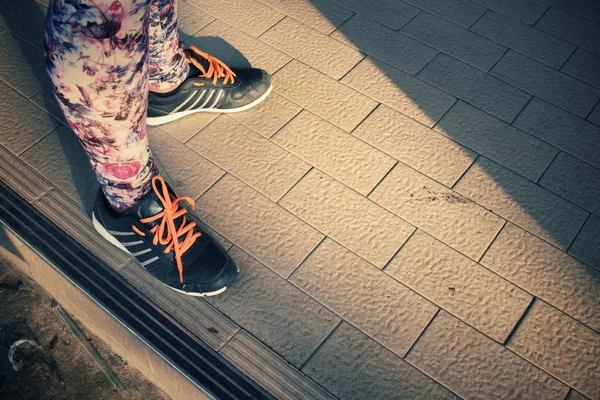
[0,0,599,398]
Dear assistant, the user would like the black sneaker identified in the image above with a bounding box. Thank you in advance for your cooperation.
[91,176,238,296]
[147,45,272,126]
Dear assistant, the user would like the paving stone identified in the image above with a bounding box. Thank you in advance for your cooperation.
[492,49,600,119]
[539,152,600,215]
[186,0,284,37]
[0,33,49,98]
[403,0,487,28]
[435,101,558,182]
[195,174,324,277]
[542,0,600,24]
[228,92,301,138]
[454,157,588,250]
[406,311,569,400]
[260,17,363,79]
[369,162,505,260]
[589,102,600,126]
[481,223,600,331]
[20,126,98,211]
[303,323,458,400]
[331,0,420,30]
[280,169,415,268]
[30,86,68,126]
[273,60,378,132]
[207,247,340,368]
[176,1,214,41]
[291,238,437,357]
[470,11,575,69]
[331,14,438,76]
[352,105,476,187]
[158,112,219,143]
[272,111,396,195]
[187,19,291,74]
[417,53,531,123]
[561,48,600,89]
[0,82,60,155]
[187,116,310,201]
[568,214,600,270]
[342,58,456,128]
[257,0,352,34]
[507,300,600,400]
[387,230,532,343]
[220,331,336,400]
[513,98,600,169]
[0,0,46,50]
[146,127,224,200]
[471,0,549,25]
[535,7,600,55]
[401,12,506,71]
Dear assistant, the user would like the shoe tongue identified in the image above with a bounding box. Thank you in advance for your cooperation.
[187,55,210,78]
[135,190,165,221]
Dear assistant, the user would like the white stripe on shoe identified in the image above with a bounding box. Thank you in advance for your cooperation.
[207,89,223,109]
[108,230,135,236]
[184,89,206,111]
[141,256,159,266]
[198,89,214,109]
[121,240,144,246]
[170,91,197,114]
[131,248,152,257]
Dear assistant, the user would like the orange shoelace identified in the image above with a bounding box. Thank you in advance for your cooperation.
[185,45,236,86]
[131,176,201,283]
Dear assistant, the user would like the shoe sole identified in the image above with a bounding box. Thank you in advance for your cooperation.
[92,211,230,297]
[146,84,273,126]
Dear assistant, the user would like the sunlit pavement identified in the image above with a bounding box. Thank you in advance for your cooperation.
[0,0,599,398]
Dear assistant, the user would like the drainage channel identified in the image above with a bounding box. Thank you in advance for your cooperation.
[0,182,274,400]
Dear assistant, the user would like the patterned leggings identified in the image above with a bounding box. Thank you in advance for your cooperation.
[44,0,190,210]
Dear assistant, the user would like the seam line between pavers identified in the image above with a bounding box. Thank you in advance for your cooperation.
[502,296,537,346]
[557,46,578,71]
[286,235,327,280]
[476,219,508,263]
[565,212,592,255]
[466,7,490,30]
[450,154,479,190]
[531,4,552,27]
[396,9,423,32]
[508,94,534,125]
[403,308,440,359]
[298,319,343,371]
[264,106,304,140]
[585,98,600,121]
[381,227,418,272]
[535,150,560,185]
[365,159,398,198]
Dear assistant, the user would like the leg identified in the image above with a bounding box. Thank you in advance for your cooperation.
[44,0,157,211]
[148,0,189,93]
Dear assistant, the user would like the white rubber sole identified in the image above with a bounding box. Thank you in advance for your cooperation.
[91,212,227,297]
[146,84,273,126]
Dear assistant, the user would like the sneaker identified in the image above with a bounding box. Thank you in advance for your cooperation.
[147,46,272,126]
[91,176,238,296]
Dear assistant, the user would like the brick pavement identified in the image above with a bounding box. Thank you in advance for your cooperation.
[1,0,599,398]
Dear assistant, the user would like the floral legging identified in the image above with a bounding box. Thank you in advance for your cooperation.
[44,0,189,210]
